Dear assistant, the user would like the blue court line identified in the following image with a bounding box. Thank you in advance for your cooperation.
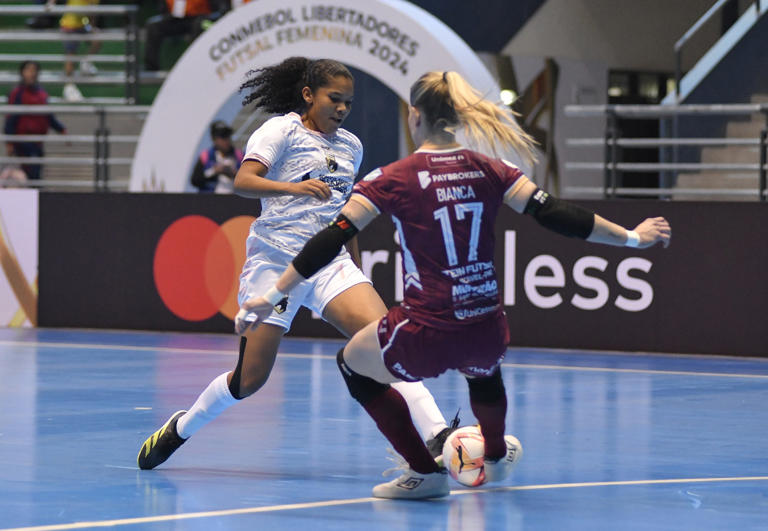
[2,340,768,380]
[3,476,768,531]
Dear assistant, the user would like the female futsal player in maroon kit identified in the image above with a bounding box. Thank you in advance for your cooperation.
[237,70,671,499]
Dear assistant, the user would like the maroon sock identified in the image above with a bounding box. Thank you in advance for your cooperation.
[363,387,440,474]
[470,393,508,459]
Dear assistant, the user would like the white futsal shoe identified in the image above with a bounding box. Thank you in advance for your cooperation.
[63,82,84,102]
[372,467,450,499]
[78,60,98,76]
[483,435,523,484]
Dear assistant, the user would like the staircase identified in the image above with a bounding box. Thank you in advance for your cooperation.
[664,1,768,104]
[40,110,145,189]
[674,94,766,200]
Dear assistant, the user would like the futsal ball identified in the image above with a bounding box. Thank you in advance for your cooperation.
[442,426,487,487]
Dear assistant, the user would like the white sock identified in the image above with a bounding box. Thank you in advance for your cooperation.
[392,380,448,441]
[176,372,239,439]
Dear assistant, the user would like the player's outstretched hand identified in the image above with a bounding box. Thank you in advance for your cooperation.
[233,297,273,335]
[633,217,671,248]
[289,179,332,200]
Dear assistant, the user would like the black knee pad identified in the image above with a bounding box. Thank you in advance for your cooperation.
[336,349,390,405]
[228,336,247,400]
[467,368,505,403]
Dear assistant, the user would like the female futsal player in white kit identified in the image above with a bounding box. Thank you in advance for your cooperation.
[138,57,455,469]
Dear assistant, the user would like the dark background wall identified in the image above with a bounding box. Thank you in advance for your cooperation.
[409,0,545,52]
[343,67,401,179]
[39,193,768,357]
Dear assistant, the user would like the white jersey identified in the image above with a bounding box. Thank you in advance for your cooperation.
[243,112,363,255]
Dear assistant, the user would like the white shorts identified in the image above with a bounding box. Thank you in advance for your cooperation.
[238,239,371,331]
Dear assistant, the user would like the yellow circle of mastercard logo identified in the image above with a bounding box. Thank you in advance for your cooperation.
[153,215,255,321]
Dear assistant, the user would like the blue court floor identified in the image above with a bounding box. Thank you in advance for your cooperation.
[1,327,767,530]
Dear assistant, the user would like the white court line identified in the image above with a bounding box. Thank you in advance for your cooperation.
[3,476,768,531]
[2,340,768,380]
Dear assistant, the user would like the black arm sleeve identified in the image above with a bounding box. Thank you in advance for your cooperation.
[523,188,595,239]
[292,214,359,279]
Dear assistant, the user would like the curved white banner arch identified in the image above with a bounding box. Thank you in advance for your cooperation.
[130,0,499,192]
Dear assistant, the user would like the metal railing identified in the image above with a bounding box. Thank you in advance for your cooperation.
[0,104,149,190]
[564,103,768,200]
[674,0,763,102]
[0,5,140,103]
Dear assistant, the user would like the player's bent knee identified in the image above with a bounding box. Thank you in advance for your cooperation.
[466,369,505,403]
[336,349,389,405]
[236,375,269,398]
[237,364,275,398]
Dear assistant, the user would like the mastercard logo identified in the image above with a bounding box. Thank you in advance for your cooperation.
[153,215,256,321]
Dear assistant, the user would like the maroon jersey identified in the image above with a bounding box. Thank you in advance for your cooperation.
[353,148,523,329]
[4,84,65,136]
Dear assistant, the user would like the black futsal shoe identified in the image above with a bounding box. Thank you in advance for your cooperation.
[137,410,187,470]
[426,410,461,462]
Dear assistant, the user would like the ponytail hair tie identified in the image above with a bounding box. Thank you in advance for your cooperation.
[442,71,449,83]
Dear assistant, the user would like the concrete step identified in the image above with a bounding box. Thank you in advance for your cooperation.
[726,118,765,138]
[674,171,761,200]
[44,140,93,181]
[701,145,760,163]
[677,172,759,186]
[26,105,142,185]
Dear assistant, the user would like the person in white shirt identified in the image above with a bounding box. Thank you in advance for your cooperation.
[138,57,455,470]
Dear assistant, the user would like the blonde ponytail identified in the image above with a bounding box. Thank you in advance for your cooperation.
[410,71,538,165]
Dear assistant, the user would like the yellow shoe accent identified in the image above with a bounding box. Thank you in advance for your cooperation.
[137,410,187,470]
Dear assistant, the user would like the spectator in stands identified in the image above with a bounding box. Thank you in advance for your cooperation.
[144,0,227,71]
[191,120,243,193]
[4,61,67,181]
[46,0,102,102]
[26,0,57,30]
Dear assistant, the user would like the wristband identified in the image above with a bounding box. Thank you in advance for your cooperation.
[625,230,640,248]
[263,286,288,314]
[235,308,256,323]
[263,286,286,305]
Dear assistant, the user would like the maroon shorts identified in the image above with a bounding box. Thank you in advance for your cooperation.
[377,306,510,382]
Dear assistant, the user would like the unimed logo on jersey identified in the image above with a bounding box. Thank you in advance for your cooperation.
[153,215,255,321]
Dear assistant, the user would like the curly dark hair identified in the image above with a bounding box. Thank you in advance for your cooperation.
[240,57,354,113]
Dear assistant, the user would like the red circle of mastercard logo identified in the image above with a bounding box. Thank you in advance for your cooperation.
[153,215,255,321]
